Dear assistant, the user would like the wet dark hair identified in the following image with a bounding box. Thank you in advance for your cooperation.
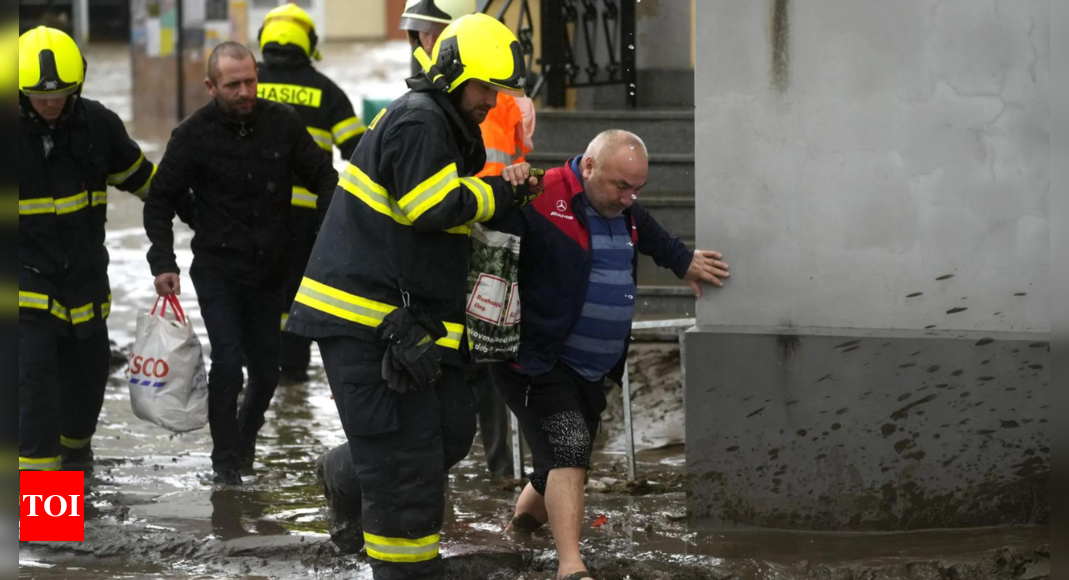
[207,42,254,82]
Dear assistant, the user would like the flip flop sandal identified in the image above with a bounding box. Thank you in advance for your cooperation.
[562,573,594,580]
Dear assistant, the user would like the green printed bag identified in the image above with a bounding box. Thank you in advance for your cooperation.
[466,224,522,362]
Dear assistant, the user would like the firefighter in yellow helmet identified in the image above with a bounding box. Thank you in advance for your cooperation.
[286,14,543,577]
[402,0,535,483]
[257,3,366,384]
[18,27,172,471]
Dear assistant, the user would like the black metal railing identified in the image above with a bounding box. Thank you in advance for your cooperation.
[542,0,637,108]
[480,0,542,99]
[482,0,638,108]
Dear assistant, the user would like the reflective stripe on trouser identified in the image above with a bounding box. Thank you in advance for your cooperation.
[319,337,477,580]
[19,292,111,324]
[364,533,440,563]
[19,314,111,469]
[294,277,464,350]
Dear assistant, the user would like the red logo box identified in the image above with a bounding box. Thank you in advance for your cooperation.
[19,471,85,542]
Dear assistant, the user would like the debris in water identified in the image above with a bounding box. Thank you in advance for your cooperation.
[592,515,609,528]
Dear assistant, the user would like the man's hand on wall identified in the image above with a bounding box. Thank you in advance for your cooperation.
[685,251,730,298]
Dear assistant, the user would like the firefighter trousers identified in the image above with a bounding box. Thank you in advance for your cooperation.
[19,312,111,471]
[319,336,477,580]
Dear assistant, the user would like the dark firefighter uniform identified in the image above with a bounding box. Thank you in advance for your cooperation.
[285,14,531,579]
[256,4,366,380]
[18,27,159,471]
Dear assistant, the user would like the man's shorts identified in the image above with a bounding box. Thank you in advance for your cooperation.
[490,362,608,495]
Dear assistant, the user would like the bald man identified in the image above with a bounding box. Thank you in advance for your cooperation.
[489,131,729,580]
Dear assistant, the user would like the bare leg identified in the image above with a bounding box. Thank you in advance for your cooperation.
[509,482,548,532]
[546,468,590,580]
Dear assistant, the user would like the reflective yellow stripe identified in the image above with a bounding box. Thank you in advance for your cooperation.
[61,436,91,450]
[339,164,412,226]
[440,322,464,350]
[132,164,158,200]
[281,312,290,331]
[108,152,145,186]
[70,302,95,325]
[339,164,472,236]
[19,291,50,310]
[101,295,112,319]
[19,197,56,216]
[460,177,496,223]
[307,127,333,151]
[368,108,387,131]
[398,164,461,221]
[364,532,440,564]
[91,191,108,207]
[292,186,318,209]
[20,456,62,471]
[295,278,462,350]
[295,277,394,329]
[54,192,89,215]
[332,116,367,144]
[259,83,324,108]
[51,301,69,322]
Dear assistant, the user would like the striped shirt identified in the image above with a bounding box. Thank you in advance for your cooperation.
[559,199,636,381]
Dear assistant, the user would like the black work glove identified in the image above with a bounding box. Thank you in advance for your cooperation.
[511,168,545,209]
[375,307,447,394]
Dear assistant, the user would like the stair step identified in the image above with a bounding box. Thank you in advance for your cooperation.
[639,196,695,240]
[526,151,695,195]
[534,110,695,157]
[634,285,697,319]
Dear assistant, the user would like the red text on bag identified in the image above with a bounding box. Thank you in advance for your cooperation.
[20,471,85,542]
[128,356,171,379]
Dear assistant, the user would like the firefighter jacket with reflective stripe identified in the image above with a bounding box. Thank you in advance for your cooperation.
[286,80,523,357]
[476,93,531,178]
[258,47,365,215]
[19,97,154,338]
[144,99,339,284]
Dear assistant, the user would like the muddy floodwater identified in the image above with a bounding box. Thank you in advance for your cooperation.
[20,45,1049,580]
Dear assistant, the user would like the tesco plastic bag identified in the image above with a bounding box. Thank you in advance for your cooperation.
[466,224,522,362]
[126,296,209,433]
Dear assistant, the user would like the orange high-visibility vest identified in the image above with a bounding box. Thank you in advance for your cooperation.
[477,93,532,178]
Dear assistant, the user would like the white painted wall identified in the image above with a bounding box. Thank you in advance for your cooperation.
[695,0,1049,334]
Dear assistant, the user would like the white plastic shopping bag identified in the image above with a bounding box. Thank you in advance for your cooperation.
[126,296,209,433]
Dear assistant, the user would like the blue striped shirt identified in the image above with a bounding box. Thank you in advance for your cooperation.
[559,199,636,381]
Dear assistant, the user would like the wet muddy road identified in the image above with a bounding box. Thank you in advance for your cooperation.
[20,45,1050,579]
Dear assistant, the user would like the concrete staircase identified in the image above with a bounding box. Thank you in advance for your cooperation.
[529,108,697,320]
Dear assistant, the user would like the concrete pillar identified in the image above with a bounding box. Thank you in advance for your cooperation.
[687,0,1049,531]
[72,0,90,44]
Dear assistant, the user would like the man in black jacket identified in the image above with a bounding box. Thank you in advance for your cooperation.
[490,130,730,580]
[144,42,338,486]
[256,4,365,383]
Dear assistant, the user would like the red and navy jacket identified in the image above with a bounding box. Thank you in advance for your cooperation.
[491,157,693,383]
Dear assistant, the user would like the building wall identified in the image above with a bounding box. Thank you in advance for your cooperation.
[687,0,1050,531]
[695,0,1048,334]
[324,0,386,41]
